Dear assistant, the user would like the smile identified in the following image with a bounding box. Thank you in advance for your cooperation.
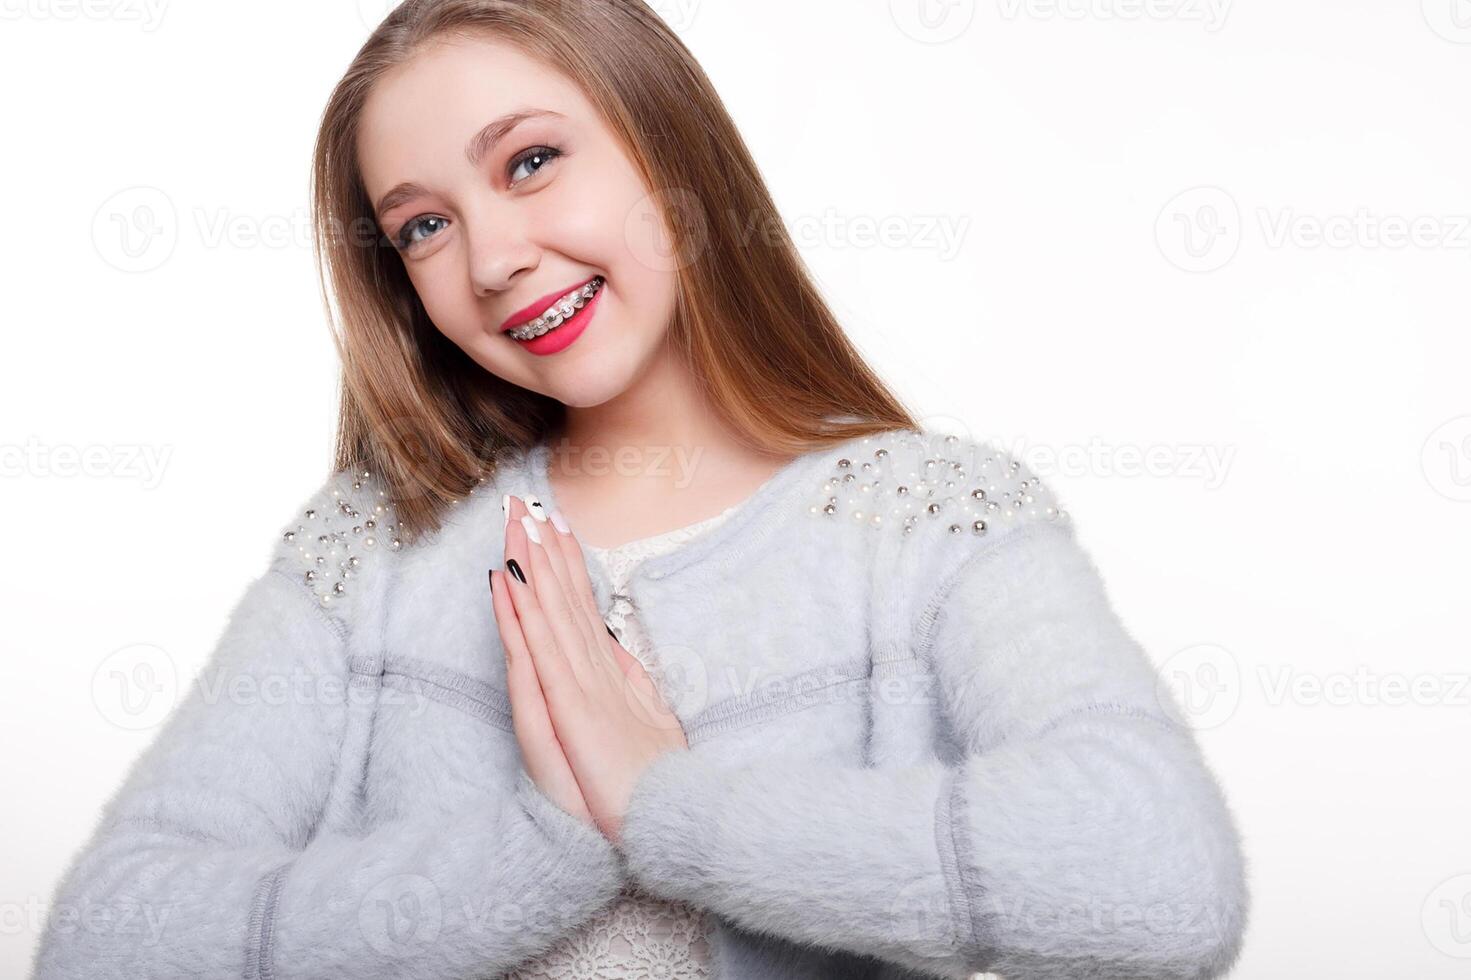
[504,276,605,340]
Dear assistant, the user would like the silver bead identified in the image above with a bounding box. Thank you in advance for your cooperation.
[280,467,400,607]
[808,428,1069,543]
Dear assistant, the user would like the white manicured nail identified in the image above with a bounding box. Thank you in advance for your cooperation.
[524,493,549,522]
[502,494,510,530]
[549,509,570,534]
[520,513,542,544]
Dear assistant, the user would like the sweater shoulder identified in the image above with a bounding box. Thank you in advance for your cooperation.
[268,464,402,627]
[802,425,1071,544]
[800,425,1077,617]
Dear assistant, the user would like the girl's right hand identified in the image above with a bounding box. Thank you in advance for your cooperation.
[490,495,595,827]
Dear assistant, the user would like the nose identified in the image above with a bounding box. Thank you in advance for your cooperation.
[467,208,540,297]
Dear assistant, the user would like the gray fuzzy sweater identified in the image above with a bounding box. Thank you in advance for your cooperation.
[32,426,1250,980]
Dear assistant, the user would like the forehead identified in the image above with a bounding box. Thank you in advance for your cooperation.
[357,34,587,190]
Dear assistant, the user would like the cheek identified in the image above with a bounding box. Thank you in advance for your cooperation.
[531,176,679,328]
[405,260,477,340]
[533,177,629,266]
[609,193,680,333]
[603,184,690,321]
[540,148,667,268]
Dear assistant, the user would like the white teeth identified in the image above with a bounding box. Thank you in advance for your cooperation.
[507,276,604,340]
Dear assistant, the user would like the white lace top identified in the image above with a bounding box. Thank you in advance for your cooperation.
[506,503,740,980]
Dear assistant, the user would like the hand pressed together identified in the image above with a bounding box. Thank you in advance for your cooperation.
[487,494,689,847]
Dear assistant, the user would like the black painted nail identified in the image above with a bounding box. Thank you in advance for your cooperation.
[606,622,617,639]
[488,568,493,595]
[506,558,527,584]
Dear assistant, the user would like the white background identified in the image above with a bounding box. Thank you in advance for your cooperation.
[2,1,1469,976]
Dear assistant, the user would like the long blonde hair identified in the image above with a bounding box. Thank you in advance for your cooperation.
[311,0,919,543]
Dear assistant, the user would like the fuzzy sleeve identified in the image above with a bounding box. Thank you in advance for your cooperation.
[31,559,625,980]
[616,519,1250,980]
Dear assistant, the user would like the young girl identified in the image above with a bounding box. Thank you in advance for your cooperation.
[33,2,1249,978]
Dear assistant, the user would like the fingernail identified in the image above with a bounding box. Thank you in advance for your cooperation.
[506,558,527,584]
[549,508,570,534]
[488,568,494,595]
[502,494,510,530]
[520,514,542,545]
[605,622,617,639]
[525,493,549,522]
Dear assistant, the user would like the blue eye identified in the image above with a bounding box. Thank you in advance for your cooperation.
[395,215,448,250]
[389,145,564,252]
[509,145,562,185]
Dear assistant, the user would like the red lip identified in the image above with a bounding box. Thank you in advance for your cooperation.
[500,276,600,332]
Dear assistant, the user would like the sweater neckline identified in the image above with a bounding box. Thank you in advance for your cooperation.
[583,502,741,557]
[522,431,884,582]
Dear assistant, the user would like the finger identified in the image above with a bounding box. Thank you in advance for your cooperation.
[542,509,619,667]
[490,567,556,744]
[517,500,599,661]
[502,500,577,703]
[603,633,682,734]
[517,512,599,687]
[512,496,596,672]
[604,632,641,677]
[491,568,593,822]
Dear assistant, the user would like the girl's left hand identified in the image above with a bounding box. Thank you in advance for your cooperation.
[499,494,690,847]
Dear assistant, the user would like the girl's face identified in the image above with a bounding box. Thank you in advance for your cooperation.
[356,35,679,408]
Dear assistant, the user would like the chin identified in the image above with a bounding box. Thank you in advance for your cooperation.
[550,371,641,409]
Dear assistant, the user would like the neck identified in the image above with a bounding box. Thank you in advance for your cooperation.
[539,346,798,545]
[548,348,786,502]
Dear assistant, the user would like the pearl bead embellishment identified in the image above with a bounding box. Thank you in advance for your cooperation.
[808,430,1068,538]
[280,468,400,607]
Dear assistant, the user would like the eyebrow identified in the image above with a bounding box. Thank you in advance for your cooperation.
[372,108,567,221]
